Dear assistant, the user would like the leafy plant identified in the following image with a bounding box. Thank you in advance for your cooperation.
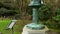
[39,4,51,20]
[0,8,18,16]
[45,7,60,29]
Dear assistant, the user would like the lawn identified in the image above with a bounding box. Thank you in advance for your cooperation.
[0,19,31,34]
[0,19,20,34]
[0,18,60,34]
[0,19,11,34]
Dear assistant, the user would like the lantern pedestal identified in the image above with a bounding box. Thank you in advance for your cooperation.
[22,25,49,34]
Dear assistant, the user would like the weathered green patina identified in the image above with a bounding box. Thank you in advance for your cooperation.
[27,0,45,30]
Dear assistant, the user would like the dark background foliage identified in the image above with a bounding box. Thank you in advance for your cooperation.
[0,0,60,29]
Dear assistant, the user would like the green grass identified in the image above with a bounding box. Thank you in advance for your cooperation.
[0,19,20,34]
[0,19,11,34]
[49,28,60,32]
[0,19,32,34]
[14,20,32,34]
[0,19,60,34]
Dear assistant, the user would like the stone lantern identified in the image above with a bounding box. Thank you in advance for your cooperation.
[22,0,49,34]
[26,0,45,30]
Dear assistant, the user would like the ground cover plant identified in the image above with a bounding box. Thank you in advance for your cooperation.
[0,18,32,34]
[0,18,19,34]
[0,19,13,34]
[0,18,60,34]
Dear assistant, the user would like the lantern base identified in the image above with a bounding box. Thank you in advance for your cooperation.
[22,25,49,34]
[26,23,45,30]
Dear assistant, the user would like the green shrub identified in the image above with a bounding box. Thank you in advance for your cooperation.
[53,15,60,29]
[45,15,60,29]
[39,4,51,20]
[0,8,18,16]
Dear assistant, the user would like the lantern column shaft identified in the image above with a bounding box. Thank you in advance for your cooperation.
[33,8,38,24]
